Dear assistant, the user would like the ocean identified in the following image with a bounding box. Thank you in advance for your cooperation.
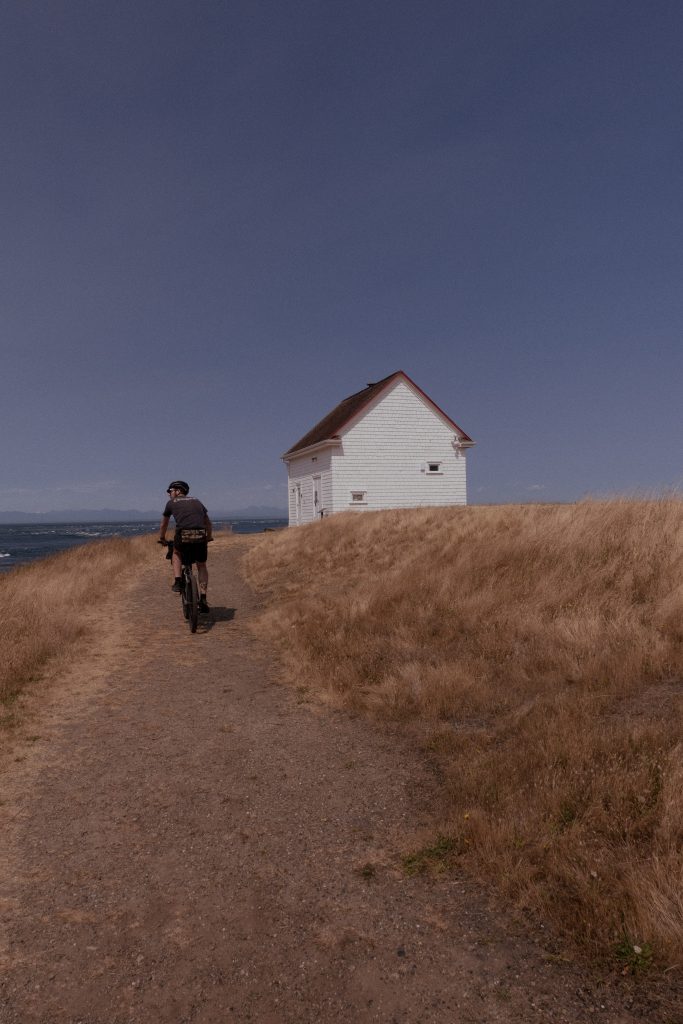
[0,519,287,574]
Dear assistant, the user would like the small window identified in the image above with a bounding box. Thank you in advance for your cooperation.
[350,490,366,503]
[426,462,442,474]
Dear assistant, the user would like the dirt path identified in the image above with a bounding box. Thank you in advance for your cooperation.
[0,540,672,1023]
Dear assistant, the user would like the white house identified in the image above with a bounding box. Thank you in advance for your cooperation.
[282,371,475,526]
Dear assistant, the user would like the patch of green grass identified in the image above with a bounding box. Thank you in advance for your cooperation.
[615,936,654,974]
[402,835,456,876]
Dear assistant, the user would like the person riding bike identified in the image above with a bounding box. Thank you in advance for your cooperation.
[159,481,213,613]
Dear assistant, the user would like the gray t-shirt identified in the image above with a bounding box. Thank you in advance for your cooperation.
[162,496,208,530]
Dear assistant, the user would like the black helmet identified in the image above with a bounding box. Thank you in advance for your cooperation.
[167,480,189,495]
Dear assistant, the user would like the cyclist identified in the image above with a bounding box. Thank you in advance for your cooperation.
[159,481,213,613]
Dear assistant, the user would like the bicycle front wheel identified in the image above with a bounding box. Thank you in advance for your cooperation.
[188,571,199,633]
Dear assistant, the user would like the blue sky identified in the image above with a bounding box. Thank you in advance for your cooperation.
[1,1,681,512]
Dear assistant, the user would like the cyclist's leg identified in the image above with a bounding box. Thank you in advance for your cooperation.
[172,548,183,578]
[170,543,185,591]
[192,539,209,597]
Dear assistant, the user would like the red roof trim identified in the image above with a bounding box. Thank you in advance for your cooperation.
[283,370,473,457]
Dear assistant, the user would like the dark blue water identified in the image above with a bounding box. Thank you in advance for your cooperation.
[0,519,287,573]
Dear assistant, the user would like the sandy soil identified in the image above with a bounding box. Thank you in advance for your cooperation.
[0,538,678,1023]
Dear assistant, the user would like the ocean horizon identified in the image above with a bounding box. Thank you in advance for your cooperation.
[0,518,287,573]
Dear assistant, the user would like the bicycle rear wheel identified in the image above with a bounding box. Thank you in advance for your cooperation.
[188,570,199,633]
[181,571,190,620]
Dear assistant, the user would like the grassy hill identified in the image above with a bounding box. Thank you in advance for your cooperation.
[0,535,153,724]
[244,498,683,968]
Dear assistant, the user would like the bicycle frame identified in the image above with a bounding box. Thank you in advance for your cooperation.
[180,560,200,633]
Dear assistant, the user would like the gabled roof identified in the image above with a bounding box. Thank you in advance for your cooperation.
[282,370,473,458]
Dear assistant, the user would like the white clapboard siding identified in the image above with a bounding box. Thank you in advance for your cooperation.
[329,378,466,512]
[284,372,471,525]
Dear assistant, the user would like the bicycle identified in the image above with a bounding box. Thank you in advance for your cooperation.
[159,539,204,633]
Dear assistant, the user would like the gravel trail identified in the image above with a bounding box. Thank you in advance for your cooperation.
[0,539,672,1023]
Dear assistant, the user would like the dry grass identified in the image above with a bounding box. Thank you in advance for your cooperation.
[244,498,683,966]
[0,534,155,717]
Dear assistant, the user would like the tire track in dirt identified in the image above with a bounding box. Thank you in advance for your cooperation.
[0,539,665,1023]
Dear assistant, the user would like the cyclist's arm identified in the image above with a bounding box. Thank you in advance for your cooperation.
[159,515,171,543]
[204,513,213,541]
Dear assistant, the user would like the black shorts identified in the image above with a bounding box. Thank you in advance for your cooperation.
[173,537,208,565]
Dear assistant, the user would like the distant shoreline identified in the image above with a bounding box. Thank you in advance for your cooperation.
[0,510,288,526]
[0,517,286,527]
[0,518,287,573]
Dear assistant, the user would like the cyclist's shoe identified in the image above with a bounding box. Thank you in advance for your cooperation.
[171,579,183,593]
[199,596,210,613]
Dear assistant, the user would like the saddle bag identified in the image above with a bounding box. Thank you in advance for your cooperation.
[178,527,207,543]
